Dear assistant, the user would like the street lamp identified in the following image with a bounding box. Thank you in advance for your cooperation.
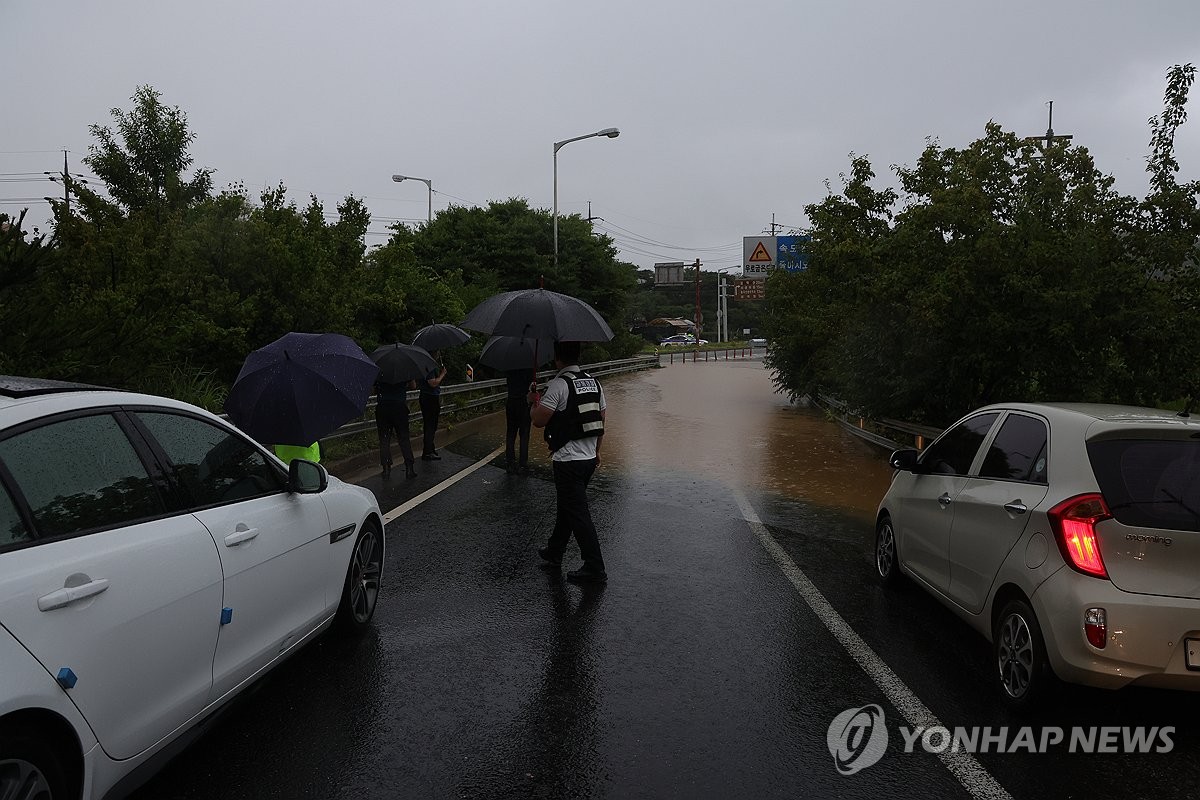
[553,127,619,269]
[391,174,432,223]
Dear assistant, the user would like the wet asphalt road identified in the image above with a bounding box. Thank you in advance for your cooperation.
[131,360,1200,800]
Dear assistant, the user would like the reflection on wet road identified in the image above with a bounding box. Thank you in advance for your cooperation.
[131,359,1200,800]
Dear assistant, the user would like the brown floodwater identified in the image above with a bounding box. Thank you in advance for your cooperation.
[482,359,896,518]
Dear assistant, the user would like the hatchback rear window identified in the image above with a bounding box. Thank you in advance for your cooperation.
[1087,438,1200,532]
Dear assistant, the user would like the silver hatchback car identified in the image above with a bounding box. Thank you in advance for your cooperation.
[875,402,1200,705]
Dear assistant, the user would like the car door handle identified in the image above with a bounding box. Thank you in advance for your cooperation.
[224,527,260,546]
[1003,501,1028,515]
[38,578,110,612]
[937,493,952,507]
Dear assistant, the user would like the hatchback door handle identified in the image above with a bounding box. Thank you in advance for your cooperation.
[1004,501,1028,515]
[38,578,110,612]
[224,527,259,546]
[937,493,952,507]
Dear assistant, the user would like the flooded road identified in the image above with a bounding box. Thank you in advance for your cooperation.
[478,357,896,521]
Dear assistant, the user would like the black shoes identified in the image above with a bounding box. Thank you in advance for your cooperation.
[405,463,417,479]
[567,565,608,584]
[421,451,441,461]
[537,547,562,567]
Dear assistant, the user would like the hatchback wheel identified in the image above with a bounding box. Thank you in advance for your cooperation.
[874,516,901,586]
[0,732,68,800]
[336,521,382,631]
[994,599,1054,706]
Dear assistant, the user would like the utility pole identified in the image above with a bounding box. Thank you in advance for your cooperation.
[1024,100,1073,151]
[62,150,69,216]
[693,258,702,350]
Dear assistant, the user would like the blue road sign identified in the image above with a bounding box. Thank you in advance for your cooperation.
[777,235,810,272]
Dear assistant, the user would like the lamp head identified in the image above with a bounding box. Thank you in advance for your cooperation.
[598,127,620,138]
[391,175,408,183]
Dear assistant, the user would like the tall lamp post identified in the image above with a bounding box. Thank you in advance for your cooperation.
[391,174,433,223]
[553,127,619,269]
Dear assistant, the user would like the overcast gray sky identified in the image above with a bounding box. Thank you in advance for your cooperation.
[3,1,1198,270]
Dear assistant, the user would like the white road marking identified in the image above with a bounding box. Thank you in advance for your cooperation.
[731,487,1012,800]
[382,446,506,523]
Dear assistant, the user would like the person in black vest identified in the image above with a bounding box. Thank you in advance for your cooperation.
[504,366,535,475]
[419,353,448,460]
[376,379,417,478]
[529,340,607,583]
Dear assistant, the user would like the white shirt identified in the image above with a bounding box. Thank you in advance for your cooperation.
[540,365,606,462]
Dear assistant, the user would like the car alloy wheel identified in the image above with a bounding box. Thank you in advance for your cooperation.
[337,522,382,629]
[994,599,1052,705]
[0,757,53,800]
[874,516,900,586]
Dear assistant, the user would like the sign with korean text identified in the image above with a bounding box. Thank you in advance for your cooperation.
[654,261,686,286]
[743,236,776,276]
[777,235,811,272]
[735,278,766,300]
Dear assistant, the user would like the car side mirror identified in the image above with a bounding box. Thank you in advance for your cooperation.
[889,448,922,472]
[288,459,328,494]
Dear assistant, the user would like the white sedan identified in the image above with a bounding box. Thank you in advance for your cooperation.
[659,334,708,347]
[0,377,383,800]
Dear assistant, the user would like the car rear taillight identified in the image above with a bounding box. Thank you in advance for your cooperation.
[1048,493,1111,579]
[1084,607,1107,649]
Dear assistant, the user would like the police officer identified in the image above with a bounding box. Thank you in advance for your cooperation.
[530,340,607,583]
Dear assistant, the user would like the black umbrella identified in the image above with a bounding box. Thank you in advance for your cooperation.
[371,343,439,384]
[412,323,471,351]
[459,288,614,342]
[479,335,555,371]
[225,332,379,446]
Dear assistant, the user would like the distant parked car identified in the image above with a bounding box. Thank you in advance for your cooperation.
[875,402,1200,706]
[749,338,767,347]
[659,334,708,347]
[0,376,384,800]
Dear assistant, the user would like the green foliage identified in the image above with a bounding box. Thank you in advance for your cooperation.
[4,86,643,402]
[766,66,1200,426]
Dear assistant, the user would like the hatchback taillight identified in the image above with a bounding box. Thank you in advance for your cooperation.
[1048,493,1111,579]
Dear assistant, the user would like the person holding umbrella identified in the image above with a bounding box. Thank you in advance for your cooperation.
[412,324,469,462]
[375,378,416,478]
[480,334,554,476]
[419,353,448,460]
[529,340,607,584]
[371,343,440,479]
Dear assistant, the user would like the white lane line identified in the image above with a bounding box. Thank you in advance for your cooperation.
[382,446,506,523]
[731,488,1012,800]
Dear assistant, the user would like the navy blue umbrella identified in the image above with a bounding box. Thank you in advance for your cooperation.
[225,332,379,446]
[371,342,439,384]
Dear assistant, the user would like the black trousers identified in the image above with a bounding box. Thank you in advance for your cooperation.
[546,458,604,570]
[376,403,414,467]
[419,393,440,456]
[505,398,531,467]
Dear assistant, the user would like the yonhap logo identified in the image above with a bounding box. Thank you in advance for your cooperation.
[826,704,889,775]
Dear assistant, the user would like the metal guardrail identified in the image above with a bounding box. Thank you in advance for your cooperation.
[815,393,943,452]
[323,354,661,441]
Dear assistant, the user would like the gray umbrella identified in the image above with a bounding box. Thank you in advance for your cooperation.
[412,323,470,351]
[370,343,439,384]
[479,335,555,371]
[459,288,614,342]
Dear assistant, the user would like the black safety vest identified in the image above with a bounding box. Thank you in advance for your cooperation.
[544,370,604,452]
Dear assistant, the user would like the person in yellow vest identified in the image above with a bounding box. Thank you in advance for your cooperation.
[274,441,321,465]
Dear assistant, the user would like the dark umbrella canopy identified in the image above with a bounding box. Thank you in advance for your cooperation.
[478,335,555,371]
[459,288,614,342]
[371,343,439,384]
[225,332,378,446]
[412,323,470,352]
